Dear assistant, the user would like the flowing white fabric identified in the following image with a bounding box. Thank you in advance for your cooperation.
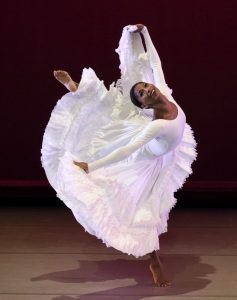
[41,25,197,257]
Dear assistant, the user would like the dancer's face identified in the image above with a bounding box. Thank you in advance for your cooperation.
[134,82,160,109]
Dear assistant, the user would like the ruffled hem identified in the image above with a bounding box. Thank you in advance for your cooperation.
[157,123,197,226]
[56,152,161,257]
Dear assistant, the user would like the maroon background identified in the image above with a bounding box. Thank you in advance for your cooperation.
[1,0,236,184]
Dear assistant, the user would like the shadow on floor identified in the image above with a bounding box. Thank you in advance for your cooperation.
[31,254,215,299]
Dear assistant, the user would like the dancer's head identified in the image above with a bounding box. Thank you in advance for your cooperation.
[130,82,160,109]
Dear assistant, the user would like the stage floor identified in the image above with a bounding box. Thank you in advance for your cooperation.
[0,206,236,299]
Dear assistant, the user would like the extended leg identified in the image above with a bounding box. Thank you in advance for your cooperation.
[149,250,171,287]
[53,70,78,92]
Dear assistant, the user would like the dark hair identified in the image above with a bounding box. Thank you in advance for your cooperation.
[130,82,143,108]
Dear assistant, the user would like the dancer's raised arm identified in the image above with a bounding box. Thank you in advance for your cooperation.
[115,24,151,96]
[140,26,167,88]
[116,24,172,99]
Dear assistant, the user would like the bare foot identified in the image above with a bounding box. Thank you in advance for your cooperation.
[53,70,78,92]
[149,263,171,287]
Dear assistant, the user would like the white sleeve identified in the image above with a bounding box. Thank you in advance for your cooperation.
[88,121,163,172]
[141,26,173,97]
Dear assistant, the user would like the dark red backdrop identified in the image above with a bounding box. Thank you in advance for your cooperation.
[1,0,236,185]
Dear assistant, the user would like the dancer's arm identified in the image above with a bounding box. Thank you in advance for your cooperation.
[124,24,172,94]
[140,26,167,88]
[87,121,164,172]
[115,24,147,89]
[74,121,163,173]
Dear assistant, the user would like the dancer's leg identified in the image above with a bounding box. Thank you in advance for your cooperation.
[149,250,171,287]
[53,70,78,92]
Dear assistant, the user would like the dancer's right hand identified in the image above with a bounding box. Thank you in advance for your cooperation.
[73,161,89,173]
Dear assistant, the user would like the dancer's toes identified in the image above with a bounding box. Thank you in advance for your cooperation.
[160,280,171,287]
[149,263,171,288]
[53,70,77,92]
[53,70,69,83]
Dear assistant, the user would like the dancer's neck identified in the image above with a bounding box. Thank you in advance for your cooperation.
[153,95,177,120]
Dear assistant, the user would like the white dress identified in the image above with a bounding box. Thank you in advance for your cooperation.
[41,25,197,257]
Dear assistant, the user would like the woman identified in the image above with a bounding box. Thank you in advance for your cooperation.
[42,24,197,287]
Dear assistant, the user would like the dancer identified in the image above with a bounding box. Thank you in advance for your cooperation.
[42,24,197,287]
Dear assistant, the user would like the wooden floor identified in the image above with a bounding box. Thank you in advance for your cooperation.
[0,206,236,300]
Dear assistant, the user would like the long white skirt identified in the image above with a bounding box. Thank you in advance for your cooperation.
[41,68,197,257]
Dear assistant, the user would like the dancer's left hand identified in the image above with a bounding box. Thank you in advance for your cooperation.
[134,24,144,32]
[127,24,144,33]
[73,161,89,173]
